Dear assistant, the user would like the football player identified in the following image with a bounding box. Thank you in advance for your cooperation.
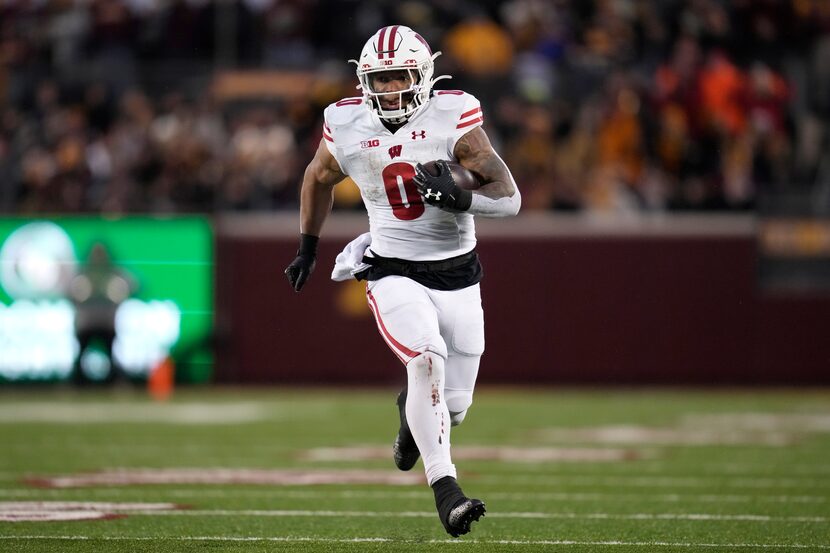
[285,25,521,537]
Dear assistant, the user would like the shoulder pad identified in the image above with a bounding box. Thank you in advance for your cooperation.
[431,90,475,111]
[325,98,367,126]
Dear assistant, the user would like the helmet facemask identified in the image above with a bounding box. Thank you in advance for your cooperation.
[358,65,431,124]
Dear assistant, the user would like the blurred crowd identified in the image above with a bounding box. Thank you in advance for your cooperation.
[1,0,829,215]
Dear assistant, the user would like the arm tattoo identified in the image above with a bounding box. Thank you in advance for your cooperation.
[454,128,515,200]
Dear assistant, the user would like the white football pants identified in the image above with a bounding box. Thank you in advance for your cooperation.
[366,276,484,485]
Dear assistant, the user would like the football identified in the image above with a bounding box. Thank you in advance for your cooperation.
[421,160,481,190]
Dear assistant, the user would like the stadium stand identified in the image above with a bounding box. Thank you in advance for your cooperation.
[1,0,828,215]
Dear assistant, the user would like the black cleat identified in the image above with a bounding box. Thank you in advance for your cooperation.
[432,476,486,537]
[393,387,420,471]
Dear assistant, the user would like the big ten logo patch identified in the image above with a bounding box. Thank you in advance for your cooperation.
[361,139,381,149]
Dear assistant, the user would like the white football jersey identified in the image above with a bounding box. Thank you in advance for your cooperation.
[323,91,484,261]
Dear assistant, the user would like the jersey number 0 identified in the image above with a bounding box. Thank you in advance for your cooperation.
[381,162,425,220]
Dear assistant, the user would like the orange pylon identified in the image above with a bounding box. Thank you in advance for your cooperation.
[148,356,174,401]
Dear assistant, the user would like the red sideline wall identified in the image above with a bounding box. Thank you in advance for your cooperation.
[215,213,830,386]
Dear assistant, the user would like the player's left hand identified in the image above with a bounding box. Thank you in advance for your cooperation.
[413,160,472,212]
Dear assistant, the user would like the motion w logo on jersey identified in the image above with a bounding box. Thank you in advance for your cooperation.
[411,130,426,140]
[388,145,403,159]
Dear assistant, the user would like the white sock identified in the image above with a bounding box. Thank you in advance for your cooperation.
[405,352,456,485]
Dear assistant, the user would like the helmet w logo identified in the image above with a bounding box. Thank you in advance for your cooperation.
[388,145,403,159]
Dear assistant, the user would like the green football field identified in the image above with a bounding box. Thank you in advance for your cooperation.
[1,387,829,552]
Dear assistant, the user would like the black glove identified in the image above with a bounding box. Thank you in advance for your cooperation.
[413,160,472,212]
[284,233,319,292]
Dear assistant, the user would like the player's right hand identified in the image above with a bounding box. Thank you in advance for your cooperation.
[285,253,316,292]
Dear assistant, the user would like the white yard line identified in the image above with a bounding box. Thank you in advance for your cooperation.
[476,474,830,489]
[0,487,826,503]
[119,509,828,523]
[17,469,830,490]
[0,536,827,549]
[304,446,641,463]
[0,402,298,424]
[698,463,830,476]
[3,502,826,524]
[23,468,424,488]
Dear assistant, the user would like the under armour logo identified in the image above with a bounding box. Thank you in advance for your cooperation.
[423,189,442,200]
[388,145,402,159]
[411,130,426,140]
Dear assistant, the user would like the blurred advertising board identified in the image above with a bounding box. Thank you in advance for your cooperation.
[0,217,213,384]
[758,217,830,293]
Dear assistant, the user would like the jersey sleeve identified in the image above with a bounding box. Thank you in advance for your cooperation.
[323,99,367,174]
[446,93,484,157]
[321,107,342,167]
